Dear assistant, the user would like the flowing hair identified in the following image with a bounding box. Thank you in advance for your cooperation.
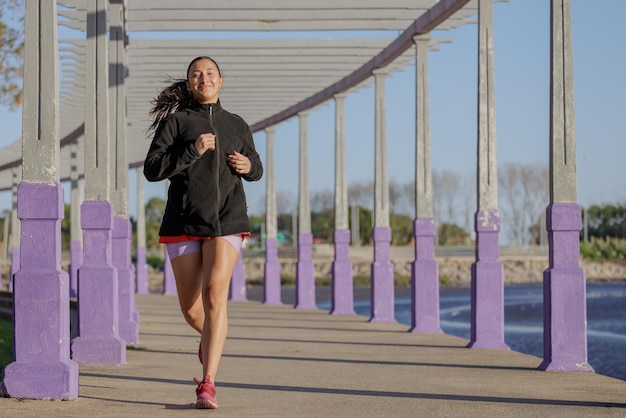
[146,56,222,136]
[146,78,193,135]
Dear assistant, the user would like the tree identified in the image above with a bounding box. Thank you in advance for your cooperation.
[348,180,373,211]
[390,212,413,246]
[311,208,334,242]
[0,0,24,108]
[438,222,469,246]
[498,162,549,246]
[585,204,626,239]
[310,189,333,212]
[145,197,165,249]
[432,170,463,225]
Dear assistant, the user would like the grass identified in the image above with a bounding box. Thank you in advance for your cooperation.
[0,318,13,371]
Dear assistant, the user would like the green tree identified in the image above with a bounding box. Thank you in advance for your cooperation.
[347,206,373,246]
[585,204,626,240]
[311,209,334,243]
[390,212,413,246]
[437,223,469,246]
[0,0,24,108]
[145,197,165,249]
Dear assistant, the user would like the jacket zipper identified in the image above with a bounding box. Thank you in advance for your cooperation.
[209,104,222,236]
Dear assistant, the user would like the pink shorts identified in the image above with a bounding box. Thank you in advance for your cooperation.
[165,234,243,260]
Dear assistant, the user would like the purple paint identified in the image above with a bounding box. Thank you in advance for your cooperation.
[467,210,508,349]
[2,182,79,399]
[113,216,139,344]
[263,237,281,304]
[69,239,82,298]
[410,218,442,333]
[163,248,177,295]
[71,200,126,366]
[370,226,395,323]
[539,203,593,372]
[295,232,316,309]
[331,229,355,315]
[135,245,149,294]
[229,249,247,301]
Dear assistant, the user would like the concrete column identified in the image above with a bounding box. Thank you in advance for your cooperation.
[109,0,139,344]
[163,247,177,295]
[229,250,247,301]
[331,93,355,315]
[539,0,593,373]
[263,126,281,304]
[162,182,176,295]
[113,216,138,344]
[295,111,316,310]
[71,0,126,366]
[69,143,82,298]
[135,167,149,293]
[2,0,79,399]
[370,67,395,323]
[410,35,441,333]
[9,168,20,292]
[468,0,508,350]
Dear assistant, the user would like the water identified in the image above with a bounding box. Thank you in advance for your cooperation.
[320,281,626,381]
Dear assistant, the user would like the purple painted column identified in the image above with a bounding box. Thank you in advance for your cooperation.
[9,246,18,292]
[3,183,79,399]
[539,203,593,372]
[295,233,316,309]
[410,218,442,333]
[331,229,354,315]
[263,237,281,304]
[8,170,19,293]
[113,216,139,344]
[467,210,508,349]
[135,245,149,294]
[69,240,82,298]
[71,200,126,365]
[370,226,395,323]
[163,247,177,295]
[229,249,247,301]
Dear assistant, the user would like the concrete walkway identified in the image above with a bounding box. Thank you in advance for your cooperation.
[1,292,625,417]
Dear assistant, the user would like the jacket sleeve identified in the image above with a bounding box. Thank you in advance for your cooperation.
[240,123,263,182]
[143,116,201,182]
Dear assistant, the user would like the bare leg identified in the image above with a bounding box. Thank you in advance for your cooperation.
[170,251,204,334]
[200,238,238,380]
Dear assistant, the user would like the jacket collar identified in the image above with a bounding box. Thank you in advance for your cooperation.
[190,99,222,114]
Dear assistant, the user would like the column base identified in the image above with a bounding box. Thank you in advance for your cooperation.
[467,260,509,350]
[230,251,247,302]
[370,227,395,323]
[2,360,79,400]
[409,259,442,334]
[263,238,282,305]
[71,336,126,366]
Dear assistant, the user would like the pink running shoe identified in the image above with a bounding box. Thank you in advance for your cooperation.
[194,375,218,409]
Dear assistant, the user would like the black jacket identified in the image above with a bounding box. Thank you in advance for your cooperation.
[144,100,263,237]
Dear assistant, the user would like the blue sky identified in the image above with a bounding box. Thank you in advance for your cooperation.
[1,0,624,223]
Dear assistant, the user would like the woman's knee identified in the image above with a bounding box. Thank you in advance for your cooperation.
[202,279,230,312]
[181,302,204,324]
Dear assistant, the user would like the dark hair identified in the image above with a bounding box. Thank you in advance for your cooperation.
[147,56,222,135]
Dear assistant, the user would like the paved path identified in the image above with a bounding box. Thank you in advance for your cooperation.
[1,292,625,417]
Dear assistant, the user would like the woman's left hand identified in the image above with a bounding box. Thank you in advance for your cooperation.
[227,150,251,175]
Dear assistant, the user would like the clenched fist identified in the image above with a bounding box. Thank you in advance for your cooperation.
[195,132,216,155]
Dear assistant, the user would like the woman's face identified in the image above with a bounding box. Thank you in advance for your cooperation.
[186,58,223,104]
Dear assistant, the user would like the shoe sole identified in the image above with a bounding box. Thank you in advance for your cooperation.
[195,399,218,409]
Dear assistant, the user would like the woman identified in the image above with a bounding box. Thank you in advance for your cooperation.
[144,56,263,409]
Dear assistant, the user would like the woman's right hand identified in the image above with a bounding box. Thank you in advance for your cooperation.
[195,133,216,155]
